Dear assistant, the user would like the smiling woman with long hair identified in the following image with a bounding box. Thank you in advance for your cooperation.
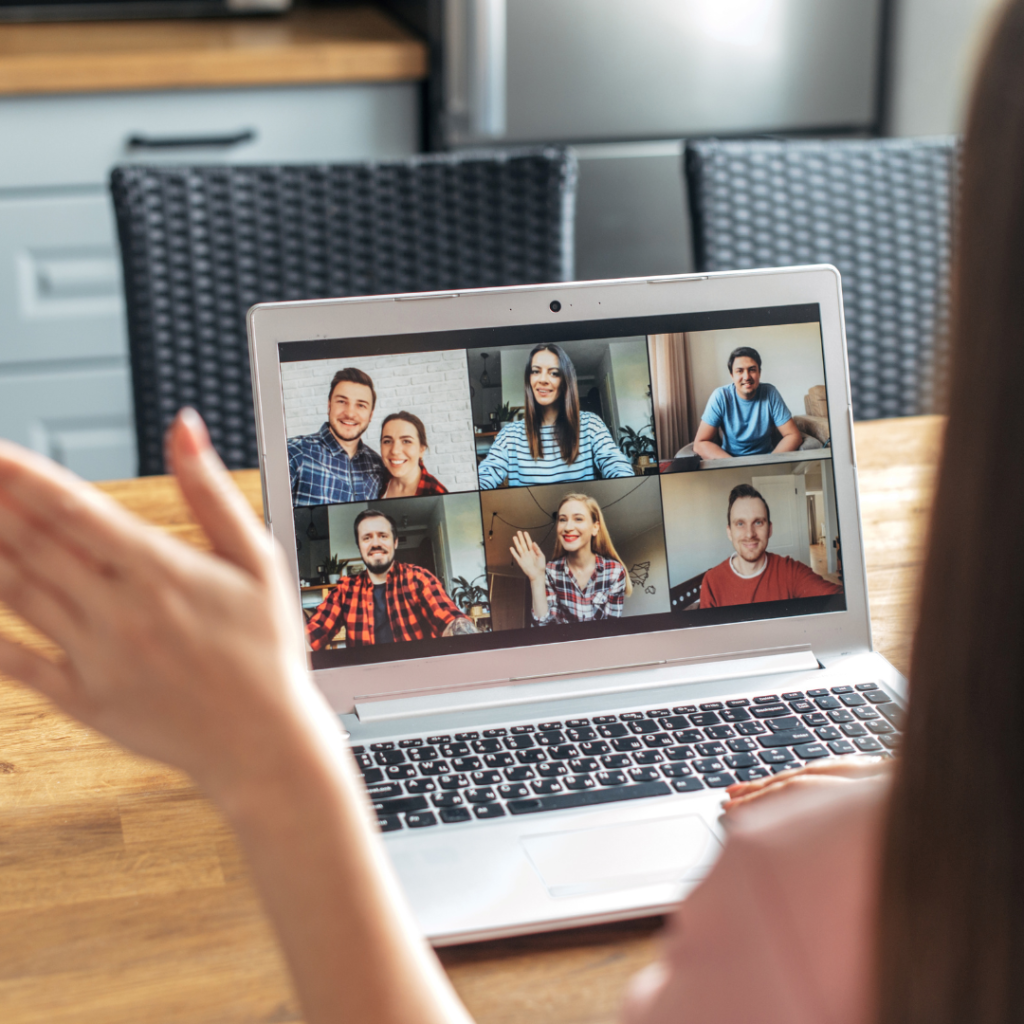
[477,344,634,489]
[378,411,448,498]
[510,492,633,625]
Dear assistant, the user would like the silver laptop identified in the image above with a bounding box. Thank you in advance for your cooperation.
[247,265,905,945]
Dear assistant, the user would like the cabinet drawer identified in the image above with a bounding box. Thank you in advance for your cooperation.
[0,362,135,481]
[0,82,418,190]
[0,191,126,365]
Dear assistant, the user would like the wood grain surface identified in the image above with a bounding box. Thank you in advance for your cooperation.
[0,7,426,96]
[0,416,942,1024]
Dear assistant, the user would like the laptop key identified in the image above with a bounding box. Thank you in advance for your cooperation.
[354,753,373,768]
[366,783,404,799]
[372,795,429,815]
[418,761,451,776]
[673,705,697,714]
[880,734,899,749]
[498,784,529,799]
[726,698,750,707]
[782,691,804,701]
[751,705,788,719]
[567,727,597,742]
[484,753,515,768]
[472,739,502,754]
[629,767,660,783]
[455,732,479,741]
[814,696,841,710]
[735,722,766,736]
[628,720,660,734]
[806,688,828,697]
[471,770,503,785]
[725,753,757,769]
[427,734,451,744]
[720,708,751,723]
[642,734,675,748]
[538,721,563,730]
[816,726,842,741]
[439,808,472,824]
[598,723,628,738]
[548,745,579,760]
[601,754,632,769]
[879,703,905,728]
[536,731,566,746]
[505,734,535,750]
[405,812,438,829]
[828,740,856,755]
[865,691,893,704]
[704,772,736,788]
[854,707,880,720]
[766,717,800,732]
[466,788,496,803]
[377,814,403,832]
[592,715,617,724]
[855,737,883,752]
[828,709,855,723]
[788,700,814,714]
[537,763,568,777]
[753,695,780,704]
[431,792,463,807]
[438,774,468,789]
[579,740,611,756]
[672,777,704,793]
[672,728,704,743]
[801,713,829,727]
[385,765,416,780]
[407,746,438,762]
[736,767,771,781]
[532,780,563,795]
[504,766,535,781]
[511,724,535,733]
[440,743,470,758]
[473,804,506,819]
[664,746,695,761]
[661,716,691,730]
[760,749,795,765]
[759,729,812,748]
[374,750,406,766]
[516,749,547,764]
[564,775,596,790]
[633,751,663,765]
[596,770,627,786]
[727,737,757,753]
[661,764,692,778]
[867,720,894,734]
[793,743,829,760]
[371,742,395,751]
[360,768,384,785]
[508,780,671,814]
[704,725,735,739]
[612,737,641,752]
[693,758,724,773]
[452,757,482,772]
[566,718,591,727]
[831,685,854,694]
[484,728,507,737]
[568,757,600,773]
[841,722,868,737]
[839,693,867,707]
[689,712,721,726]
[696,742,726,757]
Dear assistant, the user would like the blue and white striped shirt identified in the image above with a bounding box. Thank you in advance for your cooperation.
[477,412,634,489]
[288,422,386,507]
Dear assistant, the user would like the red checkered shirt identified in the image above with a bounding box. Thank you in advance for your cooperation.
[532,554,627,626]
[377,462,449,499]
[306,560,462,648]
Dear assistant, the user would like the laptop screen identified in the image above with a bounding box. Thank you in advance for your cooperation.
[278,303,845,670]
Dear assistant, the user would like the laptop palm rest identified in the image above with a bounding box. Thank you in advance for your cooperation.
[521,815,721,898]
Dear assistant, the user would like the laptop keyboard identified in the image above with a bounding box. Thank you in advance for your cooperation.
[352,682,903,833]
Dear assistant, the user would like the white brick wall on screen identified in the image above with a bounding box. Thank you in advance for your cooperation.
[281,351,479,493]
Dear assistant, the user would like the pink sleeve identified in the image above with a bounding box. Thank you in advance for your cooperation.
[621,778,885,1024]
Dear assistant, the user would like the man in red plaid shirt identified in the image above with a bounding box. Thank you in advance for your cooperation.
[306,509,472,649]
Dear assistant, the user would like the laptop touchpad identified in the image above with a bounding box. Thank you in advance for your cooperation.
[521,815,720,898]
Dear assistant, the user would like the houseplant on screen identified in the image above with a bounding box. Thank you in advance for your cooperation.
[450,574,490,617]
[617,426,658,472]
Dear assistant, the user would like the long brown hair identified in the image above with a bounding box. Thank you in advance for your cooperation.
[523,343,581,464]
[551,493,633,596]
[876,4,1024,1022]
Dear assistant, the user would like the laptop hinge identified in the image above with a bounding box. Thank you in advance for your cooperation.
[353,645,820,724]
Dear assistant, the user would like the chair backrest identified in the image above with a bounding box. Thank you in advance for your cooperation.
[111,148,577,474]
[685,137,960,420]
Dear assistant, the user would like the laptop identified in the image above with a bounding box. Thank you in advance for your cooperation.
[247,265,906,945]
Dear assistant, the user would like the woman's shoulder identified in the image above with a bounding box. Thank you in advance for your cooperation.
[494,420,527,442]
[596,554,625,578]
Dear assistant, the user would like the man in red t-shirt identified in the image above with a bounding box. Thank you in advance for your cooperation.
[700,484,842,608]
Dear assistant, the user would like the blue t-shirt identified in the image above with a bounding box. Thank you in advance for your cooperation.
[701,383,793,456]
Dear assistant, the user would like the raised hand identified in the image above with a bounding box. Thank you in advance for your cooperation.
[509,530,547,581]
[0,408,336,803]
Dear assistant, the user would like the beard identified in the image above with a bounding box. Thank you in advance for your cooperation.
[364,549,395,575]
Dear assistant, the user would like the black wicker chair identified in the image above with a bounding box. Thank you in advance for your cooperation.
[685,137,959,420]
[111,148,577,474]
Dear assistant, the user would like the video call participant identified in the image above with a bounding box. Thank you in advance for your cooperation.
[477,343,633,489]
[378,412,449,498]
[693,347,803,459]
[510,492,632,625]
[306,510,472,648]
[288,368,386,506]
[700,484,841,608]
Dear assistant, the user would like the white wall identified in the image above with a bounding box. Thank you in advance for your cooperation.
[688,322,825,424]
[609,340,652,437]
[442,492,489,591]
[280,350,478,493]
[661,462,818,587]
[616,524,671,618]
[888,0,1004,136]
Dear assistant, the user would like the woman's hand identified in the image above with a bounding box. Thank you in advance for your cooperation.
[0,409,333,805]
[510,530,546,581]
[722,755,891,814]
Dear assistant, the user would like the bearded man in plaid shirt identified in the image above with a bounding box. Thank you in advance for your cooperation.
[306,509,474,648]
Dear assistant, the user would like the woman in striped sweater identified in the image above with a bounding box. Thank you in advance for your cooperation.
[477,343,634,489]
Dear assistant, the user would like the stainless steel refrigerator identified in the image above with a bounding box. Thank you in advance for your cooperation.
[386,0,886,279]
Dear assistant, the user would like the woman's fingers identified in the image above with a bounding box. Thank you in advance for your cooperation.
[166,410,271,577]
[0,634,80,712]
[722,756,890,812]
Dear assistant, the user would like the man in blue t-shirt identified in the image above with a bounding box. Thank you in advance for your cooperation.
[692,346,803,459]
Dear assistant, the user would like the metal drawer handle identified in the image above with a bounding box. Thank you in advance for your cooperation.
[126,129,257,150]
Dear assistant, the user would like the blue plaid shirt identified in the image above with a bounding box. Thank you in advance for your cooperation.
[288,423,386,506]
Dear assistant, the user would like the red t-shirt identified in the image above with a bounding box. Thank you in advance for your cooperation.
[700,552,842,608]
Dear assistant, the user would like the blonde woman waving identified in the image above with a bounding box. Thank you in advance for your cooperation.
[511,492,633,626]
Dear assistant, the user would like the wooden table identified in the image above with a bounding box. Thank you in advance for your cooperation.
[0,416,943,1024]
[0,7,427,95]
